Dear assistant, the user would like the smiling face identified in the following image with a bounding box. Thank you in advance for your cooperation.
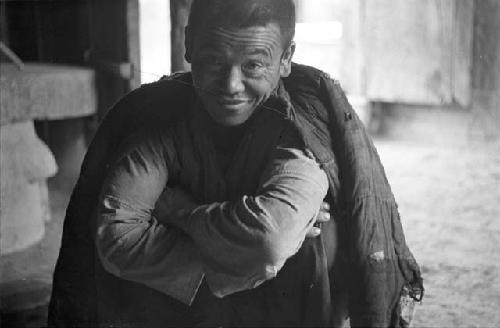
[187,23,295,126]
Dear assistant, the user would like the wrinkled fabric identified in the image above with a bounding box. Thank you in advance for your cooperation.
[284,63,423,327]
[48,63,422,328]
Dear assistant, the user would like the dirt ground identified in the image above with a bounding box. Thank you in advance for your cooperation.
[376,136,500,327]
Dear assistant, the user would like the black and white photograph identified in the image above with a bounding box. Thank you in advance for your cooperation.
[0,0,499,327]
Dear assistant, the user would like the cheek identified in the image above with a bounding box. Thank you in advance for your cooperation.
[248,71,280,100]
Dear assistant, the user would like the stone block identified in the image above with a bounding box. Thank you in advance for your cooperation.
[0,120,57,255]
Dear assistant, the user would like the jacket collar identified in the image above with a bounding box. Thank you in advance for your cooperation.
[263,79,296,121]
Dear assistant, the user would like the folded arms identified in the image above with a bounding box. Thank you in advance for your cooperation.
[96,130,329,303]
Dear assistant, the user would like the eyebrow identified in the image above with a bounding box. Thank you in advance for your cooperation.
[245,48,271,57]
[198,44,273,59]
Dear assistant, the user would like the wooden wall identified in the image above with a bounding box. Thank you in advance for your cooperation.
[472,0,500,123]
[363,0,474,106]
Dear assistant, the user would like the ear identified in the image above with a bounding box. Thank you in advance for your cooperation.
[279,41,295,77]
[184,26,193,63]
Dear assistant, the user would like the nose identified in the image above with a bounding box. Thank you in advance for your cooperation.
[223,66,245,95]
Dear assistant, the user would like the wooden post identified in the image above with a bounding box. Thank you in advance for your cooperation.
[88,0,141,117]
[0,2,9,46]
[126,0,141,89]
[170,0,192,73]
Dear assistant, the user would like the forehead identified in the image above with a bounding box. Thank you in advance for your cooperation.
[193,23,284,55]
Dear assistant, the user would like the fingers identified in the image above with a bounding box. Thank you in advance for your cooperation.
[316,211,330,223]
[306,202,332,238]
[306,226,321,238]
[315,201,331,223]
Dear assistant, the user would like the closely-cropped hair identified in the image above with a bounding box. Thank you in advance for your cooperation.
[187,0,296,46]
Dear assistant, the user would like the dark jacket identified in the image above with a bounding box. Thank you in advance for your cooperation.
[48,63,422,327]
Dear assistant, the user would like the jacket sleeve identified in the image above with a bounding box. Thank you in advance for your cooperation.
[168,130,329,298]
[95,130,204,305]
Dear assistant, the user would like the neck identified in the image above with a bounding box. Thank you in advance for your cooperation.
[208,116,251,154]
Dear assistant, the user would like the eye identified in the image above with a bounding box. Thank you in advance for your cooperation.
[242,61,264,73]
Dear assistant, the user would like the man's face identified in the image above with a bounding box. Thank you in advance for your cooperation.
[189,23,294,126]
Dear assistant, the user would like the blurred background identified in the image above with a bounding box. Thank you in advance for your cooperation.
[0,0,499,326]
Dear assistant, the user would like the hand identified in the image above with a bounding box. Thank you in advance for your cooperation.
[153,187,199,227]
[306,201,331,238]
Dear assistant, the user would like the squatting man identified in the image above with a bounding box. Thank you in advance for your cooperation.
[48,1,423,327]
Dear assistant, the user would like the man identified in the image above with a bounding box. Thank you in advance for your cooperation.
[48,1,423,327]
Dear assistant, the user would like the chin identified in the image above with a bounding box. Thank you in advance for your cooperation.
[206,105,256,127]
[212,115,249,127]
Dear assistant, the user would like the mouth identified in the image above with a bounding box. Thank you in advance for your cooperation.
[217,97,249,106]
[214,97,252,112]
